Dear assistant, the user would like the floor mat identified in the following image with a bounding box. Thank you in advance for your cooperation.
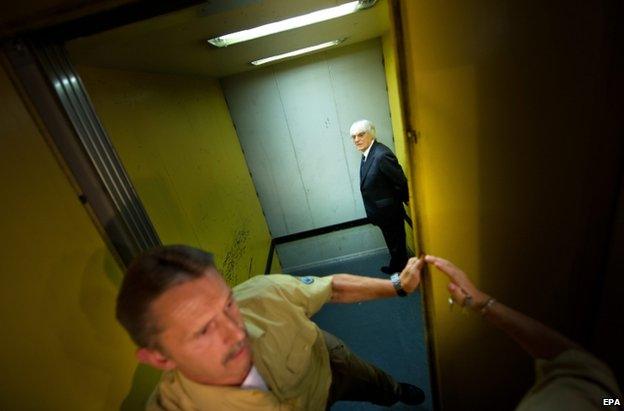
[291,250,433,410]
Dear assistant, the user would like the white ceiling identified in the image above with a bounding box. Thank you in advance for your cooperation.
[67,0,390,78]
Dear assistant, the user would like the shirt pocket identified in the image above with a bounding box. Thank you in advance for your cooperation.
[285,325,317,375]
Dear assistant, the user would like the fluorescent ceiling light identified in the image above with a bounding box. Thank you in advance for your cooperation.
[207,0,375,47]
[251,39,345,66]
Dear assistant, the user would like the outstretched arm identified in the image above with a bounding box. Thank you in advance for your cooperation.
[425,255,580,360]
[330,257,423,303]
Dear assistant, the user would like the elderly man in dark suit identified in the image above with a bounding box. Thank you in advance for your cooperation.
[351,119,409,274]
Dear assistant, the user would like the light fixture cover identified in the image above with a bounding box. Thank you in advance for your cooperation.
[207,0,376,47]
[250,39,346,66]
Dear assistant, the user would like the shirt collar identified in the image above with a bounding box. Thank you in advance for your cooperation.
[240,365,269,391]
[362,139,375,160]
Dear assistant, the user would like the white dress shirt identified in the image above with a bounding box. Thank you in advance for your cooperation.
[363,139,375,161]
[240,365,269,391]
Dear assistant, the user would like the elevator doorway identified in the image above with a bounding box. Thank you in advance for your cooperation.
[61,0,432,409]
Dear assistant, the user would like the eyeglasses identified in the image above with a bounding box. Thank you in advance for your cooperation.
[351,131,367,140]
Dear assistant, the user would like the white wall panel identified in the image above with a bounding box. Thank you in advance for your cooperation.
[276,61,355,227]
[223,70,313,235]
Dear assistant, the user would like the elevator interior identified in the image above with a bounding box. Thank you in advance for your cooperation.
[62,0,431,409]
[65,0,417,279]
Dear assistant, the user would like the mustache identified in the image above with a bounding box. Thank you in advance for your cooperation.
[222,336,249,365]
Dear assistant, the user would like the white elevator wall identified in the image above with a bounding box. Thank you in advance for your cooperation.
[221,39,395,271]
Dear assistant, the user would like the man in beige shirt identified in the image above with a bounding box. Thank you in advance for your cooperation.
[116,245,426,410]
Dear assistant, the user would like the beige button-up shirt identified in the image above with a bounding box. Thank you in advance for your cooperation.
[147,274,334,411]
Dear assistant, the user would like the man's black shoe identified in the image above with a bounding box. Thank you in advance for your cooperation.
[398,383,425,405]
[380,266,394,274]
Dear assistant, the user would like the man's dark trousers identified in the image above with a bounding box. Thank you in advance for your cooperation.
[323,331,401,408]
[378,214,408,272]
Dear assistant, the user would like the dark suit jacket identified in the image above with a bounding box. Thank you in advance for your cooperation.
[360,140,409,226]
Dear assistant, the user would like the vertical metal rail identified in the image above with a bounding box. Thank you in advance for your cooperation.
[3,39,160,264]
[33,43,160,251]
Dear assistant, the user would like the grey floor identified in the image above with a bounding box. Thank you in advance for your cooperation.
[290,250,433,410]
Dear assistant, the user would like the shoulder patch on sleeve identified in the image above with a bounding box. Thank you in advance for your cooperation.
[299,276,315,285]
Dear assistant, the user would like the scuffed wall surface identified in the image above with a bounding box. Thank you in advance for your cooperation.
[77,65,278,285]
[222,227,251,284]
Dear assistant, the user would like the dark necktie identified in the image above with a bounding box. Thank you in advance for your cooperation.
[360,155,365,180]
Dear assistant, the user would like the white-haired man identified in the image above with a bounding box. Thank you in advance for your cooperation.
[350,119,409,274]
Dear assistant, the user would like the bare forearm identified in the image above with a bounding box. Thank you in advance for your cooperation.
[330,274,396,303]
[330,258,422,303]
[426,255,581,360]
[482,298,580,359]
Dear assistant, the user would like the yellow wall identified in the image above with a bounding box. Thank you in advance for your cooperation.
[381,30,416,254]
[0,63,138,410]
[381,33,406,170]
[76,66,278,285]
[398,1,621,409]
